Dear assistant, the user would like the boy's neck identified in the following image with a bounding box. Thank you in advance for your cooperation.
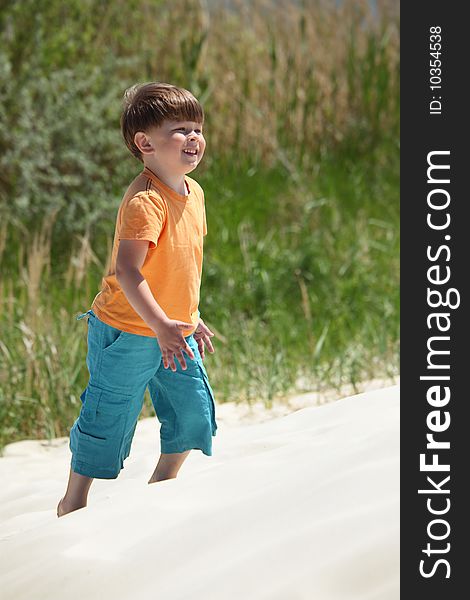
[143,161,188,196]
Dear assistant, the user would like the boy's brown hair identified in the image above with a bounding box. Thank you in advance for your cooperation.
[121,82,205,162]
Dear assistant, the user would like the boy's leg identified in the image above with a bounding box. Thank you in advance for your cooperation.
[57,468,94,517]
[148,450,191,484]
[147,335,217,485]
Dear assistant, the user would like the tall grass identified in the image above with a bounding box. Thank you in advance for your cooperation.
[0,0,398,235]
[0,0,399,451]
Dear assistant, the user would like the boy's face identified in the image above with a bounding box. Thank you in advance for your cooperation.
[137,119,206,175]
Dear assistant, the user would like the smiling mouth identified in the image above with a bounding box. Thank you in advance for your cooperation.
[182,149,198,156]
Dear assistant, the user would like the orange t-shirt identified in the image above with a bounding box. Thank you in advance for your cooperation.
[91,166,207,337]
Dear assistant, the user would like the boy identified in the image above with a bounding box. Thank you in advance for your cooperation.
[57,82,217,518]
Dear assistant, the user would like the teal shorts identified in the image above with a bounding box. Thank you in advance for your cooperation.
[69,309,217,479]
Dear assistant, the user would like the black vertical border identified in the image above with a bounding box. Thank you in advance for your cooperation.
[401,2,468,597]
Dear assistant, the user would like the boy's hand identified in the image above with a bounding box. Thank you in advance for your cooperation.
[193,318,215,360]
[153,318,196,371]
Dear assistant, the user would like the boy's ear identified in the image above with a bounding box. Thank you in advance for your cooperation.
[134,131,154,155]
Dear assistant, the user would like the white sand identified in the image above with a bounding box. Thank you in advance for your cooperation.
[0,383,399,600]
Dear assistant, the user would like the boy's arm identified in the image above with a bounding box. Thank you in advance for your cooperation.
[116,240,168,331]
[116,240,195,370]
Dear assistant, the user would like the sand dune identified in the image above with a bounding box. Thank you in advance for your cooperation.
[0,384,399,600]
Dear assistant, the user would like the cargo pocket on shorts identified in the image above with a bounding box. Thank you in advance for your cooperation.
[77,384,130,468]
[196,362,218,435]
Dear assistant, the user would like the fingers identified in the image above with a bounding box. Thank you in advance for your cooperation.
[203,333,215,351]
[194,323,215,357]
[194,331,215,356]
[161,351,172,371]
[162,353,179,372]
[196,320,215,338]
[197,337,205,360]
[184,343,195,361]
[162,343,195,371]
[203,333,215,354]
[176,349,187,371]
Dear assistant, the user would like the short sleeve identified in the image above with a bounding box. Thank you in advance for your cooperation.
[119,193,167,249]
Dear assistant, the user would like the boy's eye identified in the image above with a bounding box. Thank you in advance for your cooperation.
[174,127,202,133]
